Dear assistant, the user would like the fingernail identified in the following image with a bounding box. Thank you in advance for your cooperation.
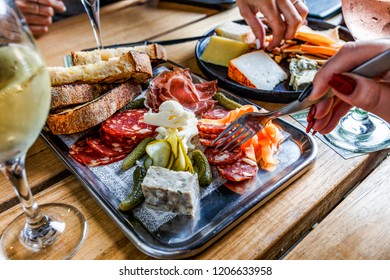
[306,119,316,133]
[307,105,316,122]
[255,39,261,50]
[328,73,357,95]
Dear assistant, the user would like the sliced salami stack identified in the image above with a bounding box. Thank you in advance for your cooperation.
[197,117,227,147]
[69,109,156,167]
[69,139,128,167]
[199,108,258,182]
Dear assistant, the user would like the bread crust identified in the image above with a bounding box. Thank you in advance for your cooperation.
[50,83,116,110]
[48,50,152,86]
[46,81,142,134]
[71,44,167,65]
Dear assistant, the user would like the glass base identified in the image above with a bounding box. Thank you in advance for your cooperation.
[0,203,87,260]
[324,112,390,153]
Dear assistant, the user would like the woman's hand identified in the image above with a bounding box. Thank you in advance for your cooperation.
[15,0,66,35]
[307,39,390,135]
[236,0,308,50]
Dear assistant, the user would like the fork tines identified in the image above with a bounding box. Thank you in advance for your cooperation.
[211,123,255,151]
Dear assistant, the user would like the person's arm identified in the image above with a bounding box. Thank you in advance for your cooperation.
[236,0,308,50]
[15,0,66,35]
[307,39,390,134]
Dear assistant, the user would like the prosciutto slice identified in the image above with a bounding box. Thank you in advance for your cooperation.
[145,68,217,115]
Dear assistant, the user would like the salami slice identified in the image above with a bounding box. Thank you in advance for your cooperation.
[101,109,156,139]
[197,122,227,134]
[201,108,230,120]
[198,138,213,147]
[86,134,134,157]
[198,135,229,147]
[100,129,139,148]
[69,139,126,167]
[217,158,258,182]
[198,131,218,140]
[204,147,243,165]
[224,178,257,194]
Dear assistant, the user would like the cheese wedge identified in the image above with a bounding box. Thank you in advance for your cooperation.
[215,21,256,44]
[228,51,288,90]
[200,35,250,67]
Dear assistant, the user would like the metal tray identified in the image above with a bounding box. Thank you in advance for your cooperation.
[41,61,318,259]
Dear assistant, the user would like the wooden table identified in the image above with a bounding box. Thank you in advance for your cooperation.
[1,0,389,260]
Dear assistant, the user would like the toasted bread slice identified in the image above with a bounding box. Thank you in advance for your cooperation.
[71,44,167,65]
[228,51,287,90]
[46,81,142,134]
[48,50,152,86]
[50,83,116,110]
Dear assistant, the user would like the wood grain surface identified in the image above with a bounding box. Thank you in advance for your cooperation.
[284,155,390,260]
[1,0,389,260]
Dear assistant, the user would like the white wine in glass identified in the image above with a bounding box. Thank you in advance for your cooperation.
[81,0,103,49]
[323,0,390,153]
[0,0,87,259]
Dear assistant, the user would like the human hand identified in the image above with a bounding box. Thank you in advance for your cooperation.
[15,0,66,35]
[236,0,308,50]
[307,39,390,135]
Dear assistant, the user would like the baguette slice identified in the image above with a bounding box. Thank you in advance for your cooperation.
[228,51,288,91]
[46,81,142,134]
[50,83,116,110]
[48,50,152,86]
[215,21,256,44]
[71,44,167,65]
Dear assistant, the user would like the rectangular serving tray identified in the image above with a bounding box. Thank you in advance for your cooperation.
[41,61,318,259]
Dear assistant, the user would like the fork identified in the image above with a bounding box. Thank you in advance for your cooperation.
[211,84,328,151]
[210,48,390,151]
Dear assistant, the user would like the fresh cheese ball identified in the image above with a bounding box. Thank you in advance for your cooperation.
[141,166,200,216]
[228,50,288,90]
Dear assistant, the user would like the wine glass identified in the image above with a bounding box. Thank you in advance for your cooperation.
[323,0,390,153]
[81,0,104,49]
[0,0,87,259]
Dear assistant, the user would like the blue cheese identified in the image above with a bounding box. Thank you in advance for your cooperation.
[289,58,318,91]
[141,166,200,216]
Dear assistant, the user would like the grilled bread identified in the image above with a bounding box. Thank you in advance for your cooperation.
[50,83,117,110]
[48,50,152,86]
[46,81,142,134]
[71,44,167,65]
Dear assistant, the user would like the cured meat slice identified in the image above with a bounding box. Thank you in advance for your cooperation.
[201,108,230,120]
[198,138,213,147]
[101,109,156,139]
[69,139,126,167]
[217,157,258,182]
[224,178,257,194]
[198,131,218,140]
[205,147,244,165]
[100,129,139,148]
[86,134,134,157]
[145,68,218,115]
[197,122,227,134]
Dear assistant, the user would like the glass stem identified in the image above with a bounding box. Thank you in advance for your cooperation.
[0,155,51,237]
[351,107,369,121]
[338,107,376,138]
[82,0,103,49]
